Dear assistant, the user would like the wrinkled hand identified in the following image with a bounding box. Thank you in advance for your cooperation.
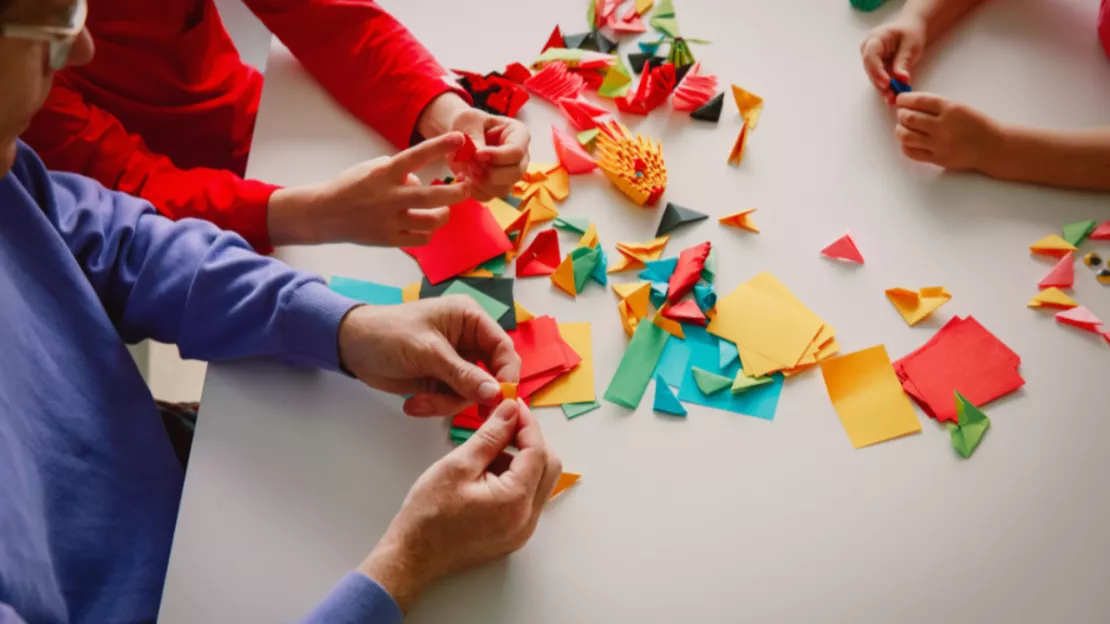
[894,92,1001,171]
[359,399,562,612]
[860,16,927,104]
[447,108,530,202]
[268,133,472,248]
[337,296,521,417]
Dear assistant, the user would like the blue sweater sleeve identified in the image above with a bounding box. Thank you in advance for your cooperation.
[301,572,403,624]
[0,604,28,624]
[37,165,359,370]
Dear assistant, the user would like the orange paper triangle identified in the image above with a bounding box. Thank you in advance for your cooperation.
[1029,234,1077,258]
[731,84,764,130]
[551,254,577,297]
[1027,287,1077,309]
[549,472,581,500]
[652,307,685,338]
[579,222,599,248]
[719,208,758,232]
[515,301,535,323]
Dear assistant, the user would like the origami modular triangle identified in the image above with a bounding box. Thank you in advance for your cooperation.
[948,391,990,459]
[731,84,764,130]
[1062,220,1097,247]
[692,367,732,395]
[718,208,758,232]
[613,281,651,317]
[885,286,952,326]
[1029,234,1077,258]
[571,245,602,293]
[1091,220,1110,241]
[1038,252,1074,289]
[515,229,562,277]
[652,307,685,339]
[553,215,590,234]
[551,254,577,297]
[690,91,724,122]
[653,374,687,416]
[548,472,581,500]
[552,126,598,174]
[660,298,706,326]
[1055,305,1102,333]
[821,232,864,264]
[1027,287,1077,309]
[514,301,535,323]
[541,26,565,53]
[656,202,709,237]
[731,371,773,394]
[667,241,711,304]
[579,222,599,249]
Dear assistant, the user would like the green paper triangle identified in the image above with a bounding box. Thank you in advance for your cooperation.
[476,253,508,275]
[950,391,991,458]
[571,246,602,292]
[562,400,601,419]
[577,128,600,147]
[731,371,773,394]
[598,64,633,98]
[692,367,732,395]
[586,0,596,27]
[653,374,687,416]
[1062,220,1097,247]
[554,216,591,234]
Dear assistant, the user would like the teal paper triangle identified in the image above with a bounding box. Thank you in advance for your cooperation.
[639,257,678,282]
[719,340,739,368]
[692,367,732,395]
[694,283,716,312]
[590,249,608,286]
[653,375,687,416]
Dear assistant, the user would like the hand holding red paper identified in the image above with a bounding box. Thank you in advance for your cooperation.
[337,297,522,417]
[446,108,532,202]
[269,133,471,248]
[360,399,561,612]
[860,15,926,104]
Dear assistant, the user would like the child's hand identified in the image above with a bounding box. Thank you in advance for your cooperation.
[861,16,926,104]
[894,92,1002,172]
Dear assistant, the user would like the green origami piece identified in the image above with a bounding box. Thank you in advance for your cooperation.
[731,371,773,394]
[449,426,476,445]
[692,367,732,395]
[476,253,508,276]
[554,216,591,234]
[563,400,602,419]
[947,391,991,458]
[598,63,632,98]
[668,38,695,67]
[586,0,596,28]
[571,245,602,292]
[577,128,601,148]
[650,0,680,37]
[442,280,510,321]
[849,0,889,11]
[604,321,670,408]
[701,247,718,283]
[1062,220,1097,247]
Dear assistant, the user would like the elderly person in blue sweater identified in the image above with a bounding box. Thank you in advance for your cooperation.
[0,2,561,622]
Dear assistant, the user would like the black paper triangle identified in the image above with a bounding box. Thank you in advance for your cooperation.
[564,32,590,49]
[655,202,709,237]
[674,63,694,84]
[628,52,655,74]
[690,92,724,123]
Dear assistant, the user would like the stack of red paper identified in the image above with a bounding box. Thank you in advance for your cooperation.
[507,316,582,399]
[893,316,1024,423]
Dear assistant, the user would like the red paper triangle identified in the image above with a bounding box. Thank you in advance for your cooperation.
[515,229,562,277]
[1038,252,1074,289]
[608,10,646,33]
[503,62,531,84]
[455,134,477,164]
[552,126,598,174]
[661,299,707,326]
[541,26,565,53]
[667,241,711,304]
[820,232,864,264]
[1091,220,1110,241]
[1056,305,1103,333]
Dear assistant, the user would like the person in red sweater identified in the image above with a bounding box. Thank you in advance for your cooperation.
[21,0,531,254]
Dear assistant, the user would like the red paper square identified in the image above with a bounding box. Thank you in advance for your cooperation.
[402,198,513,285]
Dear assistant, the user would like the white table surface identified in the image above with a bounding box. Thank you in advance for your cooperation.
[159,1,1110,622]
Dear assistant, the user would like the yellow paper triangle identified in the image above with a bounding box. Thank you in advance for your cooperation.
[484,197,522,231]
[1028,287,1078,309]
[618,300,640,337]
[719,209,758,232]
[636,0,653,14]
[607,250,646,273]
[615,235,670,261]
[551,254,577,297]
[549,472,581,500]
[523,187,560,223]
[624,282,651,318]
[885,286,951,326]
[545,165,571,201]
[1029,234,1077,257]
[402,282,421,303]
[514,301,535,323]
[727,123,749,166]
[578,222,599,248]
[612,281,645,299]
[653,308,685,339]
[731,84,764,130]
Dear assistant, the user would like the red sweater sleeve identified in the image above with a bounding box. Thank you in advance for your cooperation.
[21,81,280,254]
[243,0,470,149]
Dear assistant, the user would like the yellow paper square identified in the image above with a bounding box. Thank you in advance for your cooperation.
[531,322,595,406]
[709,281,823,372]
[819,345,922,449]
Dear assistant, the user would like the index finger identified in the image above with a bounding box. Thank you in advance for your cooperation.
[397,180,471,208]
[389,132,467,177]
[476,123,530,167]
[459,303,522,384]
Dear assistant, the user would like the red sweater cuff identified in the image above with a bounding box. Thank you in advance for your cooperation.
[235,179,281,255]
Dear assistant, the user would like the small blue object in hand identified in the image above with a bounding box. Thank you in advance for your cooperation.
[890,78,913,95]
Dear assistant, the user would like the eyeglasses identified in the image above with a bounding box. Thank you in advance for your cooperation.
[0,0,88,70]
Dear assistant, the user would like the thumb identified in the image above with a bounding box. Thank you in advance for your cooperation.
[892,38,923,83]
[431,342,502,405]
[455,399,519,473]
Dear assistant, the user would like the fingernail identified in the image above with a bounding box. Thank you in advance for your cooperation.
[408,399,433,416]
[492,398,519,421]
[478,380,500,401]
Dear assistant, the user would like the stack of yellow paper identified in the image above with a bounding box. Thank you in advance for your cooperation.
[707,272,839,377]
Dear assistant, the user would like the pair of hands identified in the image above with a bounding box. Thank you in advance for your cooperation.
[337,297,561,612]
[270,97,530,248]
[861,16,1002,172]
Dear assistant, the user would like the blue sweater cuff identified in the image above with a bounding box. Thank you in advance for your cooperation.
[301,571,403,624]
[280,281,361,372]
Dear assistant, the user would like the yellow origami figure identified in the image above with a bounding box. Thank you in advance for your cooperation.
[595,121,667,207]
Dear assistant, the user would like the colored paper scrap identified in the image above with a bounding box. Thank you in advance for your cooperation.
[889,78,912,94]
[948,391,990,458]
[515,301,535,323]
[672,62,718,112]
[676,325,783,420]
[578,222,600,249]
[667,241,710,304]
[1062,220,1097,246]
[652,306,685,338]
[549,472,581,500]
[718,209,758,232]
[692,367,732,395]
[329,276,403,305]
[577,127,601,148]
[702,247,717,283]
[1038,252,1074,289]
[727,121,750,166]
[533,322,596,407]
[690,91,724,122]
[598,63,633,99]
[552,125,599,174]
[524,61,586,104]
[551,254,577,297]
[694,283,717,312]
[1029,234,1077,258]
[653,375,687,416]
[562,400,601,419]
[591,249,608,286]
[649,281,668,309]
[821,231,864,264]
[420,277,516,330]
[403,198,513,285]
[443,280,510,321]
[1056,305,1103,333]
[1027,287,1077,309]
[613,281,651,317]
[639,257,678,282]
[820,345,923,449]
[885,286,952,326]
[656,202,708,237]
[604,319,670,408]
[541,26,565,53]
[649,0,680,37]
[731,84,764,130]
[719,339,739,369]
[402,282,420,303]
[653,336,691,387]
[500,382,519,400]
[516,229,562,277]
[661,298,706,326]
